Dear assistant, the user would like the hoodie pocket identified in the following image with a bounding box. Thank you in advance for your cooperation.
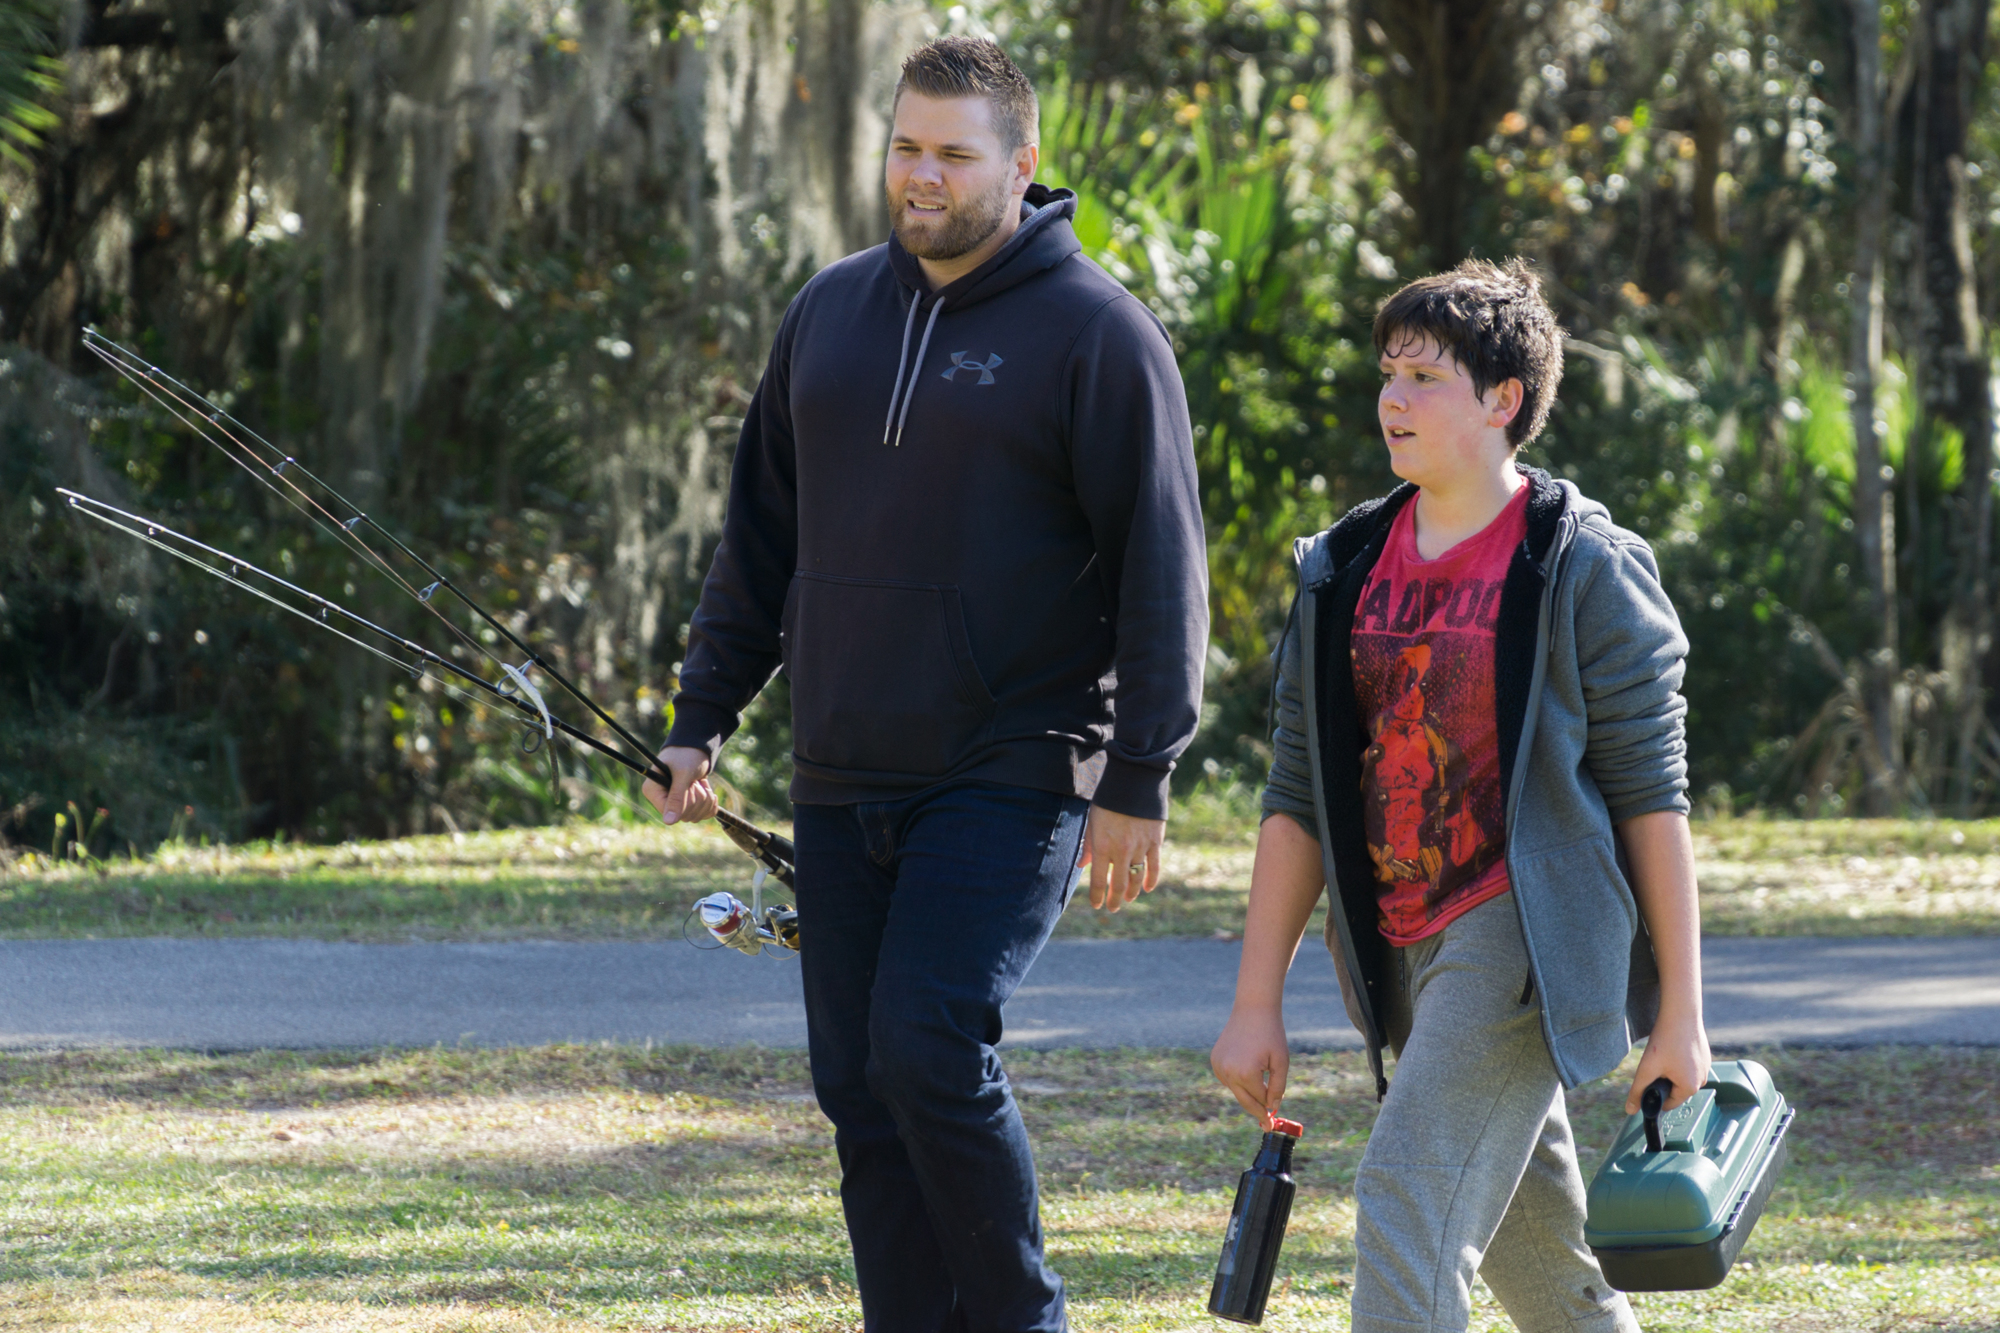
[1509,833,1634,1038]
[782,571,997,777]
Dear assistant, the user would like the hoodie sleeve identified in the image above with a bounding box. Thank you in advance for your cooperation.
[1573,533,1692,821]
[1261,591,1319,837]
[664,302,802,763]
[1065,294,1209,820]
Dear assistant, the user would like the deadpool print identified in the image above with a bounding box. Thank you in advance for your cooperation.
[1352,490,1526,943]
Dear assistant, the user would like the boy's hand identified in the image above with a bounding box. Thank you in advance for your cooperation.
[1211,1008,1291,1123]
[1624,1008,1711,1114]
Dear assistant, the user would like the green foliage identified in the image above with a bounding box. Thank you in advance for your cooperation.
[0,352,243,854]
[1037,59,1400,783]
[2,0,818,847]
[1017,0,1987,812]
[0,0,61,167]
[11,0,2000,838]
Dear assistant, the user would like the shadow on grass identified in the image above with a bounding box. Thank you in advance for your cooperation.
[1,1045,1993,1308]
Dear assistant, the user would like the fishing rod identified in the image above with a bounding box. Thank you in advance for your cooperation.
[66,338,800,957]
[79,336,517,708]
[62,487,635,770]
[66,482,801,956]
[79,330,667,782]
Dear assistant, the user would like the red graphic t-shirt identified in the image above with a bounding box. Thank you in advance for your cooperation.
[1352,485,1529,945]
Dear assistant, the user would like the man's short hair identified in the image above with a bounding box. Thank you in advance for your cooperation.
[895,37,1039,150]
[1373,258,1566,448]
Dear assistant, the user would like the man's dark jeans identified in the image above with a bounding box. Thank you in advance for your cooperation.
[793,781,1088,1333]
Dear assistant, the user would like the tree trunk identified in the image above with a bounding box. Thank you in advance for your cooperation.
[1692,85,1727,249]
[1905,0,1995,812]
[1354,0,1548,267]
[1846,0,1905,812]
[1070,0,1140,87]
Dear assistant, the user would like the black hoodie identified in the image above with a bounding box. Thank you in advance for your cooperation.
[665,184,1208,819]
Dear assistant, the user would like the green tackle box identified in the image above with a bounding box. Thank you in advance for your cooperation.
[1583,1059,1794,1292]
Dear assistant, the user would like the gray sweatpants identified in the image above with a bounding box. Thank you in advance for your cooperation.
[1350,894,1640,1333]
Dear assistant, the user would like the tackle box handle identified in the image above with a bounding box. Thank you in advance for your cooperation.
[1641,1077,1674,1153]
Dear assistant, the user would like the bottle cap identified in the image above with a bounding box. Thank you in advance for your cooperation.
[1267,1116,1304,1138]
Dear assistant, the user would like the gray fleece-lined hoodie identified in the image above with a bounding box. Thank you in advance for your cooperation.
[1262,467,1691,1096]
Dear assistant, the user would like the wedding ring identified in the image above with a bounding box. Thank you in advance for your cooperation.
[1128,862,1144,877]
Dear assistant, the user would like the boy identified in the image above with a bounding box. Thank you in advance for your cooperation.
[1211,258,1708,1333]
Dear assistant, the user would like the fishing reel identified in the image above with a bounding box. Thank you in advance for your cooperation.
[687,870,801,957]
[683,809,800,959]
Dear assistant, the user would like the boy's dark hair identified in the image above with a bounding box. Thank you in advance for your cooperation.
[1373,258,1566,448]
[895,37,1039,150]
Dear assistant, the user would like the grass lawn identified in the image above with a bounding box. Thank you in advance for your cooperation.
[0,1043,1991,1331]
[3,816,1998,943]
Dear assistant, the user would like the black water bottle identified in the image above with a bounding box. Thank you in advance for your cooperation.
[1208,1115,1302,1324]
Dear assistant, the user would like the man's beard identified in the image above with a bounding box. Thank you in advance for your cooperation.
[890,172,1014,261]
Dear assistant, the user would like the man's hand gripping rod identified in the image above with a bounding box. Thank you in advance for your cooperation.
[688,808,800,956]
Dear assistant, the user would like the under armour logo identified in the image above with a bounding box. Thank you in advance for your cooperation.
[941,351,1004,385]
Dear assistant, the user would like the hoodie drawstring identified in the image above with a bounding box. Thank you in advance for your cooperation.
[880,296,922,446]
[882,293,945,448]
[892,299,945,448]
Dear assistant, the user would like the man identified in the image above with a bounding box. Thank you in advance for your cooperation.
[642,36,1207,1333]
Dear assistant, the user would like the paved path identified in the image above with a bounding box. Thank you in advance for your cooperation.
[1,936,1995,1051]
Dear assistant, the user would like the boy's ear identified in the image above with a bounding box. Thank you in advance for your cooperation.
[1486,377,1525,429]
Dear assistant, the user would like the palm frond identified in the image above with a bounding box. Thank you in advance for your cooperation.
[0,0,64,167]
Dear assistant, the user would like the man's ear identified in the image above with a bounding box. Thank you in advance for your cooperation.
[1014,142,1039,197]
